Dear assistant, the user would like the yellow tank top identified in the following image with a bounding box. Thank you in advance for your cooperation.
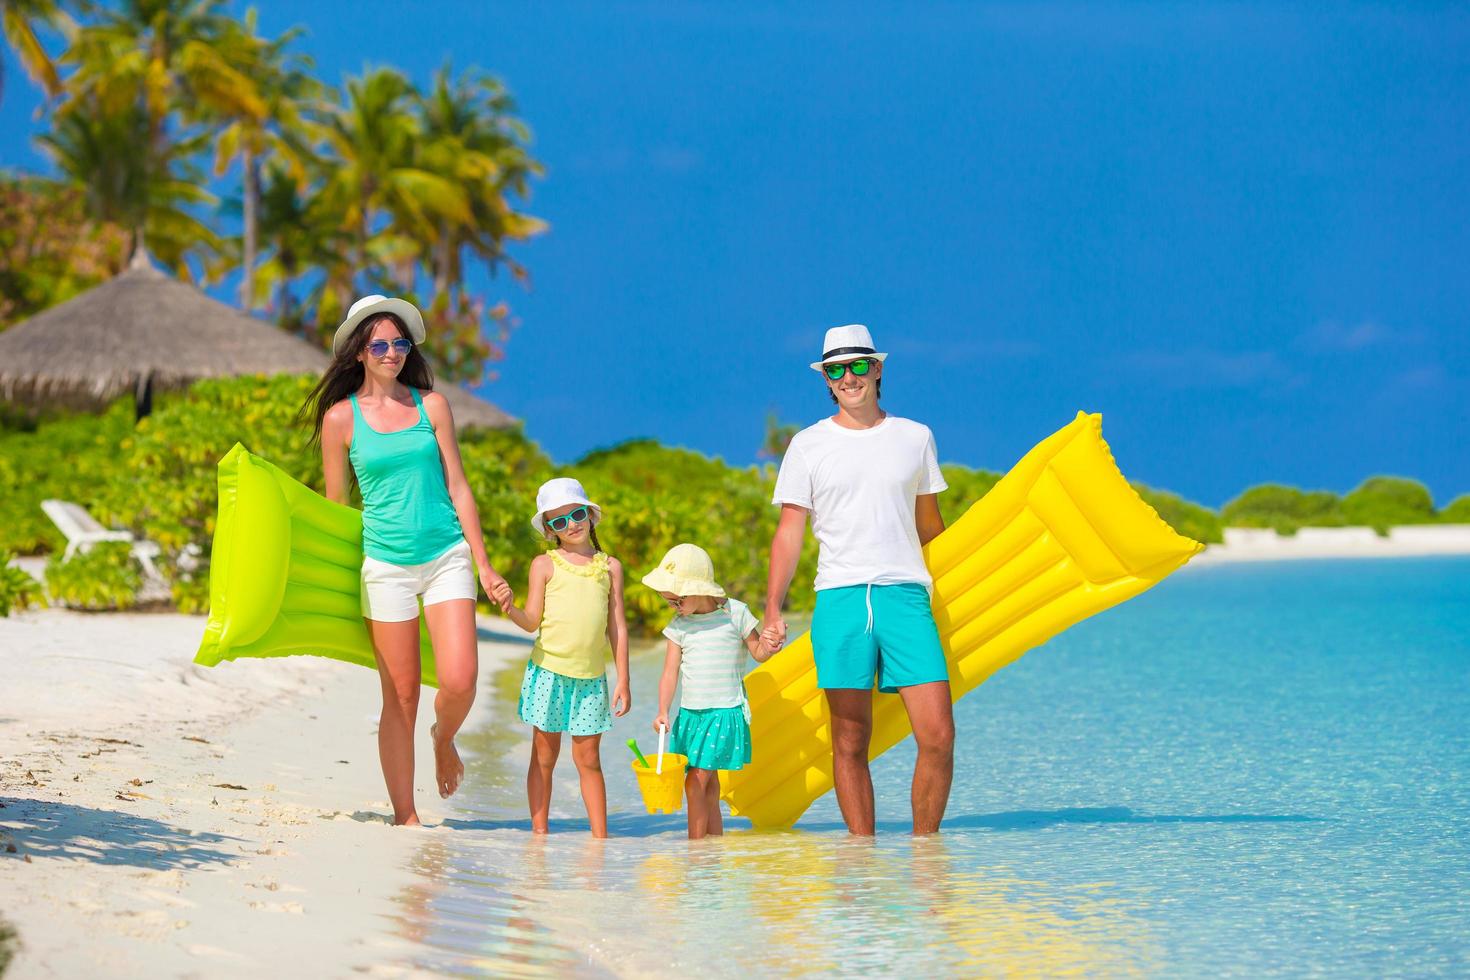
[530,550,612,679]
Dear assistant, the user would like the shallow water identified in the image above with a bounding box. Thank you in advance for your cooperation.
[384,558,1470,976]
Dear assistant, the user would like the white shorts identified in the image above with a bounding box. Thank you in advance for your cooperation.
[360,540,476,622]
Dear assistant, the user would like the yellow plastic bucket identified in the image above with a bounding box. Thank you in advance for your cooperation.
[631,755,687,814]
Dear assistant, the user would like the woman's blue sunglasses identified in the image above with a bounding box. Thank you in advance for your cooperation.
[366,338,413,358]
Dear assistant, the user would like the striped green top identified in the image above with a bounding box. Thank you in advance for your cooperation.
[663,598,760,710]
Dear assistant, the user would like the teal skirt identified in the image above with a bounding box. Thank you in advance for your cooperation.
[671,706,751,772]
[517,659,612,736]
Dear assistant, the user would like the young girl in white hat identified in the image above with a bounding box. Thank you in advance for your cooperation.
[642,543,776,839]
[502,477,630,837]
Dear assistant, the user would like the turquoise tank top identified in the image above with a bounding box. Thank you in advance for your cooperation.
[348,388,464,566]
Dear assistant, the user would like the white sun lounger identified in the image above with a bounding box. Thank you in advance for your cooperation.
[40,499,165,585]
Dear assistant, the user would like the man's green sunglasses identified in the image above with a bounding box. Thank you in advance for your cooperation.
[823,358,877,381]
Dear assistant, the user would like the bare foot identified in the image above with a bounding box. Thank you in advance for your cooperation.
[429,723,464,799]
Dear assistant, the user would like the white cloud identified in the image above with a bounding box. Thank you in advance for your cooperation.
[1304,320,1391,352]
[1113,348,1304,389]
[649,145,703,174]
[1384,364,1446,392]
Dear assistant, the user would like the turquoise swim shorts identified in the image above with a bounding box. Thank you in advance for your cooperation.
[810,583,948,693]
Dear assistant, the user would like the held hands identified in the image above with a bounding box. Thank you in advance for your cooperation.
[761,615,788,653]
[479,564,514,612]
[612,679,631,718]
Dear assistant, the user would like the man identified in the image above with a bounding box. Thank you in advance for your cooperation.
[762,324,955,835]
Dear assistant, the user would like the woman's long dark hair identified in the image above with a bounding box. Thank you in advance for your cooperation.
[300,313,435,448]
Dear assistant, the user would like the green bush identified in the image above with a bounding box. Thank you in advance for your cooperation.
[0,552,45,616]
[1441,494,1470,524]
[1135,485,1224,544]
[0,400,137,555]
[163,549,211,615]
[576,438,739,495]
[571,440,818,631]
[21,371,1460,631]
[457,447,545,605]
[459,423,554,484]
[938,464,1003,525]
[1342,476,1436,532]
[116,374,327,552]
[44,541,140,610]
[1221,484,1347,535]
[0,375,330,609]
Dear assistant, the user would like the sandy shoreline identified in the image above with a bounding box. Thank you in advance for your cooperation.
[1193,524,1470,565]
[0,608,530,979]
[3,523,1467,974]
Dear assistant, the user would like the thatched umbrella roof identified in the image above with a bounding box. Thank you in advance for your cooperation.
[0,250,515,429]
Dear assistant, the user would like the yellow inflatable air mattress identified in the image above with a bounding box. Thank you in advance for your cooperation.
[722,413,1203,829]
[194,443,440,687]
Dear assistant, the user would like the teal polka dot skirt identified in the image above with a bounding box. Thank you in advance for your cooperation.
[671,706,751,771]
[517,659,612,735]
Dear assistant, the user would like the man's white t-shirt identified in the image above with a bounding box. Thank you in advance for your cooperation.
[772,415,947,591]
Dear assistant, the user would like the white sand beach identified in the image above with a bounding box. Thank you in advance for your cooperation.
[3,523,1467,975]
[0,608,530,978]
[1195,525,1470,564]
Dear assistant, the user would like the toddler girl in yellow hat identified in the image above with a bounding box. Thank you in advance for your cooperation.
[641,543,775,839]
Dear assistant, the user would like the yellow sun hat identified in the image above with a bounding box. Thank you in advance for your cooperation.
[640,543,726,599]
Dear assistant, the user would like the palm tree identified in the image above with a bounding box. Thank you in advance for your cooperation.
[314,66,468,298]
[759,412,799,459]
[1,0,70,101]
[57,0,263,261]
[400,63,544,382]
[249,162,347,338]
[415,62,545,303]
[37,95,220,270]
[209,10,319,309]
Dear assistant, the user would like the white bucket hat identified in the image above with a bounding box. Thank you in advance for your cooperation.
[531,477,603,538]
[810,323,889,373]
[332,295,426,355]
[640,543,726,599]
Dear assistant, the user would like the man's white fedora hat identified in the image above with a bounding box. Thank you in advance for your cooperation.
[530,477,603,538]
[332,295,426,355]
[810,324,889,373]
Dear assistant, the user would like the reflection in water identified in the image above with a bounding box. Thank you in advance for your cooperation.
[387,825,1160,976]
[376,647,1163,977]
[388,830,597,977]
[633,832,1157,975]
[374,562,1470,975]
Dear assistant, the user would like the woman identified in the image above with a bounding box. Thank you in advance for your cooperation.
[305,294,514,826]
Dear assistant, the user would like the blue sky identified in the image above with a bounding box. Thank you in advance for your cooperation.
[3,2,1467,506]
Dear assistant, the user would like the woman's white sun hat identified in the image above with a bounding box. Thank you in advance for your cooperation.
[640,543,726,599]
[332,295,427,355]
[531,477,603,539]
[810,323,889,373]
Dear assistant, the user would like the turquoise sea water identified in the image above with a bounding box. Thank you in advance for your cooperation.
[385,558,1470,976]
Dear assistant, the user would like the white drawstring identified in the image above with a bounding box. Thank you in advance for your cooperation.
[865,582,874,634]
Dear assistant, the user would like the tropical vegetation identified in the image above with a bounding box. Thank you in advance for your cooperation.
[4,374,1464,617]
[2,5,1463,620]
[0,0,544,382]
